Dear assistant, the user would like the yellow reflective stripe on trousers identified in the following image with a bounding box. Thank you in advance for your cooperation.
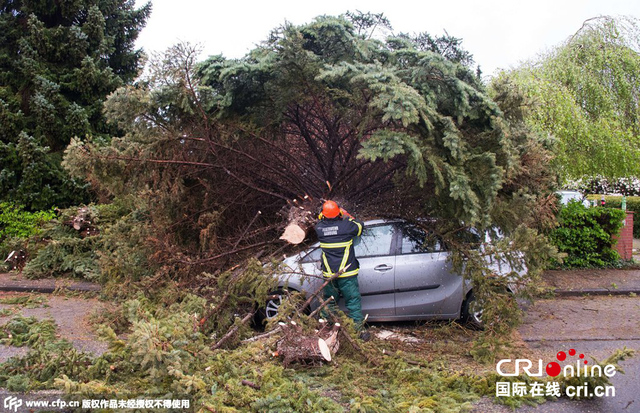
[320,240,353,248]
[323,268,359,278]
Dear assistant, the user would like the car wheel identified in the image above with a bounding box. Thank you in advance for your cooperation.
[461,291,484,330]
[254,289,291,328]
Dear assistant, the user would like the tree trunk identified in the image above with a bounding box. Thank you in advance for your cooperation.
[67,207,100,237]
[279,198,317,244]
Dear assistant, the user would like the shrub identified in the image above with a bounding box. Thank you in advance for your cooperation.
[587,195,640,238]
[0,203,56,265]
[550,201,625,268]
[0,203,55,239]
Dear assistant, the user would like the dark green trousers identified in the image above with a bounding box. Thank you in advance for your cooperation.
[321,276,364,330]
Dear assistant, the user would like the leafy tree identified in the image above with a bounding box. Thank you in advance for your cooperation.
[0,0,151,210]
[494,16,640,180]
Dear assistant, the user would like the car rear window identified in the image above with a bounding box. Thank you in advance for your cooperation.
[398,225,444,254]
[300,246,322,263]
[353,224,394,257]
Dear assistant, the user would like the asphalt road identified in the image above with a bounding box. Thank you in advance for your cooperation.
[0,293,108,362]
[499,295,640,413]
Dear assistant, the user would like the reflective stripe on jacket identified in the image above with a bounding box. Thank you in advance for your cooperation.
[314,216,363,278]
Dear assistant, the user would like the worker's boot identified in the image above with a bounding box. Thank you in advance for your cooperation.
[359,330,371,342]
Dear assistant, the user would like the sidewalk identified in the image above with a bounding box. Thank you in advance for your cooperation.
[0,272,101,293]
[542,269,640,296]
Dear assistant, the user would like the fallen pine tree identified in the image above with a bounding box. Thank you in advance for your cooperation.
[54,12,560,365]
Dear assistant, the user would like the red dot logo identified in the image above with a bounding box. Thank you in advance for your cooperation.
[557,351,566,361]
[569,349,576,356]
[579,354,584,359]
[546,362,562,377]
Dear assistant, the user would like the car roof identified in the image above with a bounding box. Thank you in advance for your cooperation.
[362,218,394,226]
[362,218,435,226]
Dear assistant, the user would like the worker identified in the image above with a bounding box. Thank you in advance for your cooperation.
[314,200,370,341]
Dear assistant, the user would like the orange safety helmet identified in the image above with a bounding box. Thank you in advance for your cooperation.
[321,200,341,218]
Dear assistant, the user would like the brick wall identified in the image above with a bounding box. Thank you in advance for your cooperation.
[613,211,634,260]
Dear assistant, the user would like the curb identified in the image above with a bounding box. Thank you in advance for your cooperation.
[0,282,101,294]
[554,288,640,297]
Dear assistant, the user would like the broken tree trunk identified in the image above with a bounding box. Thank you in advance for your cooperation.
[319,320,340,356]
[4,250,27,272]
[279,198,317,244]
[66,207,100,238]
[275,321,341,366]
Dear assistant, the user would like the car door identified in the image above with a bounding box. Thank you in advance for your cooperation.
[349,223,396,318]
[393,223,464,318]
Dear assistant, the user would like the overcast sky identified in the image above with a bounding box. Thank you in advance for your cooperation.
[134,0,639,77]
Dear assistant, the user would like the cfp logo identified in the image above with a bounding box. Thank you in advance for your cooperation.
[3,396,22,412]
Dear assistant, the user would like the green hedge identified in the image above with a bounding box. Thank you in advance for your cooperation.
[587,195,640,238]
[550,201,625,268]
[0,203,56,240]
[0,203,56,265]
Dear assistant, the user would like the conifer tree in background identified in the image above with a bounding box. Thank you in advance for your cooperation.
[0,0,151,210]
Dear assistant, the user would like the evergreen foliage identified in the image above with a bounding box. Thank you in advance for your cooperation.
[0,0,151,209]
[0,315,94,391]
[1,301,632,411]
[195,14,507,226]
[19,200,158,285]
[67,14,555,235]
[0,316,57,347]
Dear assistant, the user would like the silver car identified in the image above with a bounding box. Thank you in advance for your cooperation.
[262,219,498,326]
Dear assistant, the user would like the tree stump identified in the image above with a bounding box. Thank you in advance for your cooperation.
[275,321,341,367]
[4,250,27,271]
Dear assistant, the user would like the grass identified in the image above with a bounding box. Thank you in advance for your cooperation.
[0,293,48,308]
